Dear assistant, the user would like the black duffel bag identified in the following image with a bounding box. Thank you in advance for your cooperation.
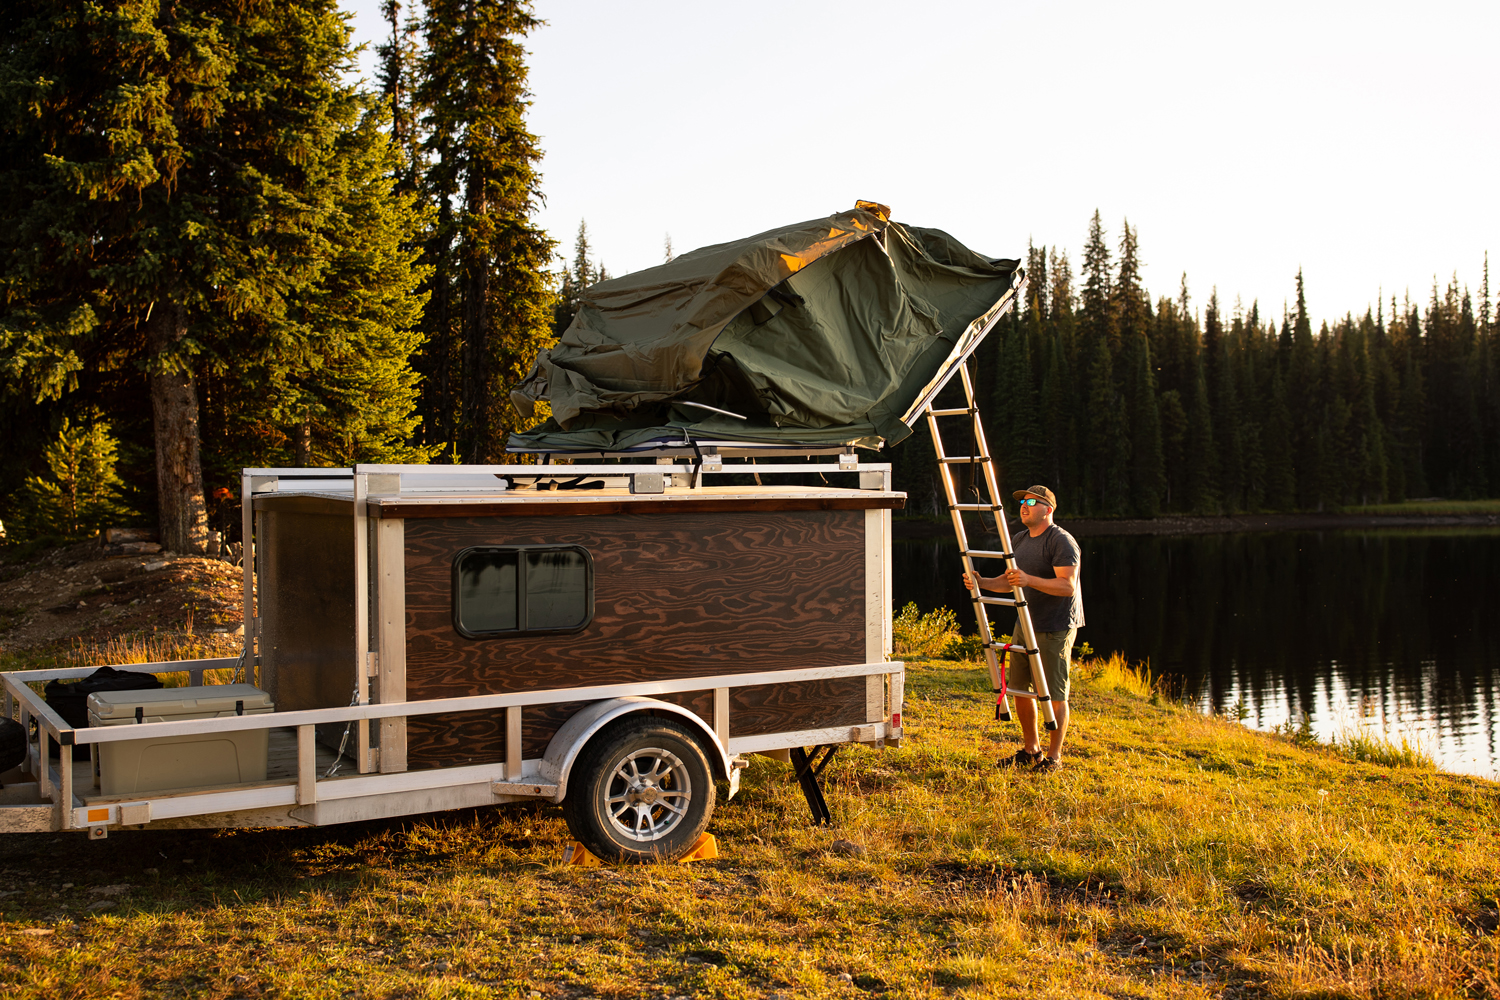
[44,666,164,731]
[0,717,25,775]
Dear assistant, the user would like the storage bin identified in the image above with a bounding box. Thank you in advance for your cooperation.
[87,684,274,795]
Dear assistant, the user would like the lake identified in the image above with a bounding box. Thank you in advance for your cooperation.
[892,525,1500,779]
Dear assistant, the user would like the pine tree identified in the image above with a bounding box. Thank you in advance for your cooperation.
[1113,222,1162,515]
[378,0,427,195]
[553,220,596,337]
[19,416,133,538]
[418,0,557,463]
[1122,331,1165,515]
[1288,271,1319,507]
[1085,345,1130,514]
[1079,211,1114,352]
[1204,292,1244,509]
[998,327,1041,494]
[0,0,423,550]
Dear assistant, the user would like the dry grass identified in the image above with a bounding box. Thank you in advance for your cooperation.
[1,631,243,686]
[0,656,1496,999]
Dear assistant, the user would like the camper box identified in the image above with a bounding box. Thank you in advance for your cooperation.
[255,475,901,774]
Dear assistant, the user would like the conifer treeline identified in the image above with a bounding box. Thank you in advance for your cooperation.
[0,0,554,548]
[893,212,1500,516]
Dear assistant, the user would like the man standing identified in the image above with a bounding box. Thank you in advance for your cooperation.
[961,485,1083,773]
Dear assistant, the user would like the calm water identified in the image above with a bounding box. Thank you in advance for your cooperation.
[892,527,1500,779]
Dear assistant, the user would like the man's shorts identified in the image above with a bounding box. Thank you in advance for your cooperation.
[1006,626,1076,704]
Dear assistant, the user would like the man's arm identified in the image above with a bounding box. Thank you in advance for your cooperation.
[1003,564,1076,597]
[961,570,1010,593]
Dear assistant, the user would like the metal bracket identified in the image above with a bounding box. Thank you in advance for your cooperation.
[630,472,666,494]
[838,453,858,471]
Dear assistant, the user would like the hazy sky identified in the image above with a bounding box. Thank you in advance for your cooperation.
[344,1,1497,323]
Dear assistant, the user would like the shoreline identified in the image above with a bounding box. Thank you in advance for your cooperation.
[893,510,1500,539]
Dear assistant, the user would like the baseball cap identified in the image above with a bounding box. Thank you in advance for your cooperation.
[1012,485,1058,509]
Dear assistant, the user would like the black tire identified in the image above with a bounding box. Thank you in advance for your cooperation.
[561,715,716,864]
[0,717,26,775]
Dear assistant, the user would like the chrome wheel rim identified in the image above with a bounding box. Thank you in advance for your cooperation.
[605,747,692,843]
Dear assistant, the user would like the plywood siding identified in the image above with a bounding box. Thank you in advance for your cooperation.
[261,509,356,718]
[402,510,869,768]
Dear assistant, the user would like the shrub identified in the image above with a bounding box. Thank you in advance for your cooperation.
[1334,726,1435,769]
[891,602,959,658]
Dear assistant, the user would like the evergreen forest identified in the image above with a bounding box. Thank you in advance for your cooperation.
[1,2,1497,552]
[894,215,1500,518]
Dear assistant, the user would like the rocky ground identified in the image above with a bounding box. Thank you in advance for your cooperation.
[0,540,246,666]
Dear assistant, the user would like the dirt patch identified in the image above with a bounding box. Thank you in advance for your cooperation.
[0,539,246,660]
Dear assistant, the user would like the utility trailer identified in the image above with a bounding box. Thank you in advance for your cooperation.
[0,457,904,861]
[1,200,1026,861]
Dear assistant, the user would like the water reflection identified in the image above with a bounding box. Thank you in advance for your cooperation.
[892,526,1500,779]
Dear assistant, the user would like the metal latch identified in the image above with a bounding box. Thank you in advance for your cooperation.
[630,472,666,494]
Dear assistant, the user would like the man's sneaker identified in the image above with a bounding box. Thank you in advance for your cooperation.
[997,748,1043,769]
[1033,755,1062,773]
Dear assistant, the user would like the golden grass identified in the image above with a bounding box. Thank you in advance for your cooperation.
[0,630,242,685]
[0,656,1496,999]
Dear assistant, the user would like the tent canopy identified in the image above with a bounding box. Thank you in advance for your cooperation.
[508,201,1020,453]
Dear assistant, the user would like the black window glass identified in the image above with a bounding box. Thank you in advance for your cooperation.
[453,545,592,637]
[457,550,518,633]
[526,549,589,630]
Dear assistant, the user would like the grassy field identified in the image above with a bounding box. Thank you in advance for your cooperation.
[2,657,1497,1000]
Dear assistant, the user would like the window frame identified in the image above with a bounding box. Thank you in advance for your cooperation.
[450,543,595,640]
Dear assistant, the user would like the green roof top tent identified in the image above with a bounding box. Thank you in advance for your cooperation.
[508,202,1026,455]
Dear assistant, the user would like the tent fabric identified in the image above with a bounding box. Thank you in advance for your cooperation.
[508,201,1019,453]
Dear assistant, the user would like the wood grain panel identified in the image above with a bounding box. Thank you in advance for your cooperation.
[402,510,870,767]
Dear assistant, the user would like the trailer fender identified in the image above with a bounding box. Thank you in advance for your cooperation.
[541,696,732,804]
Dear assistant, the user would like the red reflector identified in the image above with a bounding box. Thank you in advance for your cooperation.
[891,712,901,727]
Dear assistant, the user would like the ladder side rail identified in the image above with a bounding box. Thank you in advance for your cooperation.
[924,409,996,685]
[924,387,1004,700]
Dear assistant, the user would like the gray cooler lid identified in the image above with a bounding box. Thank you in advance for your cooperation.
[87,683,274,721]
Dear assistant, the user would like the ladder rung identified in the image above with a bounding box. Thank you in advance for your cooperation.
[965,549,1011,559]
[1009,690,1051,702]
[938,456,989,464]
[979,596,1026,607]
[951,503,1000,511]
[928,407,973,417]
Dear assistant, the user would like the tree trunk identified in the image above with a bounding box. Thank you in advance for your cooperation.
[294,418,312,466]
[458,243,491,463]
[148,302,209,554]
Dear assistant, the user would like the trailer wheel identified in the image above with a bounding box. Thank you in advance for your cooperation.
[562,716,715,863]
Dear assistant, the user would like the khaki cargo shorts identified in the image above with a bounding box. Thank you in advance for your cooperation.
[1006,627,1076,703]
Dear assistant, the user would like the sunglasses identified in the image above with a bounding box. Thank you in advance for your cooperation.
[1018,498,1049,507]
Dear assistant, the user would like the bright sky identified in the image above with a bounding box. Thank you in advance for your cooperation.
[344,1,1498,324]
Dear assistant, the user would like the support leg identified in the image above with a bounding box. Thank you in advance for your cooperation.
[789,745,836,826]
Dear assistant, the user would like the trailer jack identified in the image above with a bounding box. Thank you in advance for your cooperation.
[789,745,838,825]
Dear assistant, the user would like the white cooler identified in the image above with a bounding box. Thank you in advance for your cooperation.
[87,684,275,795]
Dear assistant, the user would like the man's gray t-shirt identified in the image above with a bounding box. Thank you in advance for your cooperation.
[1012,523,1084,632]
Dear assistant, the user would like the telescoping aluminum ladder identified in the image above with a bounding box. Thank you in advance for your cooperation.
[924,362,1058,731]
